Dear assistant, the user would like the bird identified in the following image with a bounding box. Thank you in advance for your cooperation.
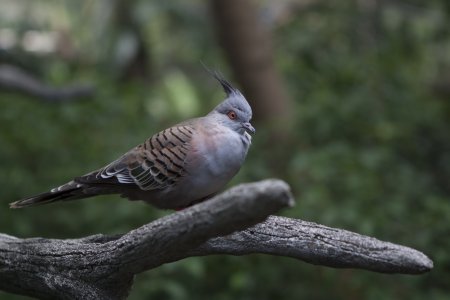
[10,71,255,210]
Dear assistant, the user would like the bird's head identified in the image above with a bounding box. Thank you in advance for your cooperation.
[207,71,255,140]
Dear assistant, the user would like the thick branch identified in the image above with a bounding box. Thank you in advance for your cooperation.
[0,180,432,300]
[0,179,293,300]
[0,64,94,102]
[189,216,433,274]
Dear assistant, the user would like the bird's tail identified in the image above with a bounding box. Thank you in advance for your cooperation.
[9,181,85,208]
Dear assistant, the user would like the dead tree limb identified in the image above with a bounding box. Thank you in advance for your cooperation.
[0,179,432,300]
[189,216,432,274]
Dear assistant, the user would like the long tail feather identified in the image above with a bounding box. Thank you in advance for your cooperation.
[10,184,83,209]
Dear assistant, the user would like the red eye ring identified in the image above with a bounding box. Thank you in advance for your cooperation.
[227,111,237,120]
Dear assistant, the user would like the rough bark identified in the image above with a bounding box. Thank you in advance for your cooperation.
[0,179,432,299]
[190,216,432,274]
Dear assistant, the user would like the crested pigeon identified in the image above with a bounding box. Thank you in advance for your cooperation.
[10,72,255,210]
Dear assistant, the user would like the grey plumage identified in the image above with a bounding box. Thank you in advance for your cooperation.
[10,72,255,210]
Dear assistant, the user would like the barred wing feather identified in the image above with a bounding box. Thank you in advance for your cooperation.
[79,125,194,191]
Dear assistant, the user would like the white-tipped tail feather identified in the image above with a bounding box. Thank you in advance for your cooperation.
[10,182,83,208]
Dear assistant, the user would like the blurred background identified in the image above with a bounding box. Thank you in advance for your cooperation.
[1,0,449,299]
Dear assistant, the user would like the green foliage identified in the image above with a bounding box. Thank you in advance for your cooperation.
[1,0,449,299]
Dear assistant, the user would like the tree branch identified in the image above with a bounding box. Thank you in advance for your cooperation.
[0,180,293,299]
[0,64,94,102]
[0,179,432,300]
[189,216,433,274]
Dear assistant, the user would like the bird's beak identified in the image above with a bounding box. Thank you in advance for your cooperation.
[242,122,256,134]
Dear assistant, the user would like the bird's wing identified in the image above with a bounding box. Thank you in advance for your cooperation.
[76,125,195,191]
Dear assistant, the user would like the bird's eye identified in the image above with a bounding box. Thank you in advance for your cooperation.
[227,111,237,120]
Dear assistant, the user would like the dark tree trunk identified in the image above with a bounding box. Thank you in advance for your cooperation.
[210,0,292,128]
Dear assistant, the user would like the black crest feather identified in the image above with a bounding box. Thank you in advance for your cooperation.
[201,62,237,96]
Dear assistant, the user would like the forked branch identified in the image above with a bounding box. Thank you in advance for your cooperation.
[0,180,432,300]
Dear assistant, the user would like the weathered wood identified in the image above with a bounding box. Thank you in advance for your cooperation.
[190,216,433,274]
[0,179,432,299]
[0,180,293,299]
